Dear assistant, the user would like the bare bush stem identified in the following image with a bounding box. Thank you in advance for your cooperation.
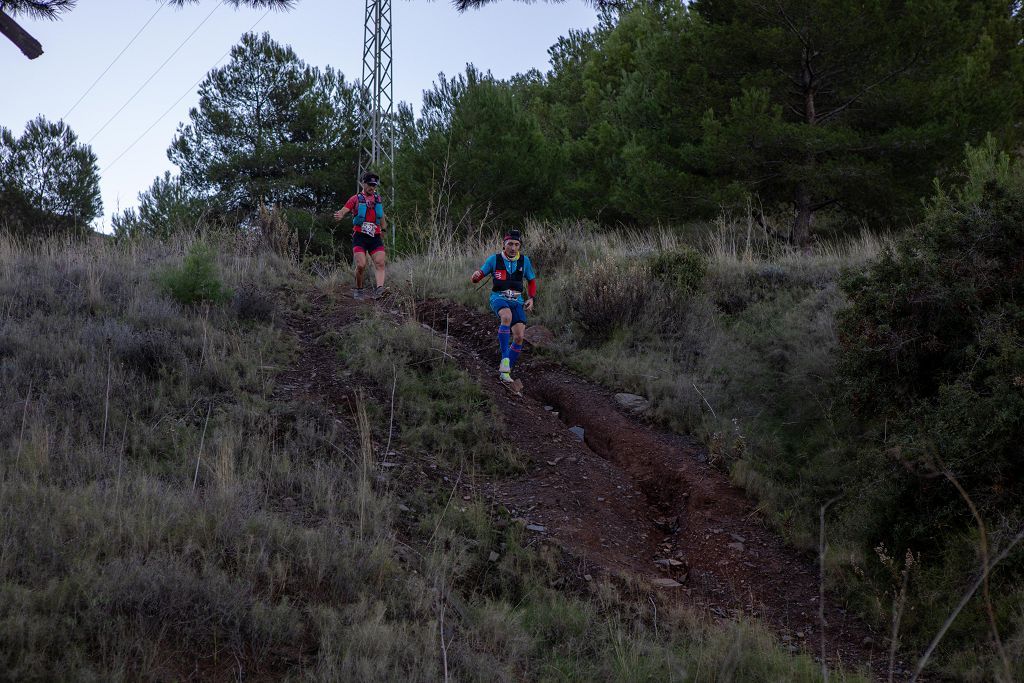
[428,466,463,548]
[940,467,1011,680]
[439,598,450,682]
[102,348,112,449]
[911,525,1024,682]
[384,367,397,460]
[15,378,33,469]
[692,382,717,419]
[192,404,212,492]
[887,557,912,683]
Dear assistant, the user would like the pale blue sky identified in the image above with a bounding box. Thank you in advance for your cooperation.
[2,0,598,231]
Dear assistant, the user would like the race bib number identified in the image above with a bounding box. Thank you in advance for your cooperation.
[360,222,378,236]
[500,289,520,300]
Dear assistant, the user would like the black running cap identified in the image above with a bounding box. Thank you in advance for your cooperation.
[503,229,522,243]
[361,172,379,185]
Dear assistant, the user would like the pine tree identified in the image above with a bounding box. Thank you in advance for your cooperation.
[0,115,101,235]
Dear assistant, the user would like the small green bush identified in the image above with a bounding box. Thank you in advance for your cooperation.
[648,244,707,297]
[158,242,231,305]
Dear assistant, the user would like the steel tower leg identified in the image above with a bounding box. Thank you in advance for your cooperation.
[358,0,395,245]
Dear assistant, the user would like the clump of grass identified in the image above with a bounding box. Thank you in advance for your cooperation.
[336,312,522,474]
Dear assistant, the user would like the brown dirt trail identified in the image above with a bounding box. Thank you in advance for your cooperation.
[414,297,885,675]
[279,285,887,677]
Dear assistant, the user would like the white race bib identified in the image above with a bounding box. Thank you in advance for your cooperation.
[360,222,378,236]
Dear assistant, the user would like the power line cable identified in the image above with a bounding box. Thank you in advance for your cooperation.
[101,8,273,176]
[62,1,170,121]
[87,0,226,145]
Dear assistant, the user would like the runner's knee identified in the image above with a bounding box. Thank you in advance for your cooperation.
[499,311,512,326]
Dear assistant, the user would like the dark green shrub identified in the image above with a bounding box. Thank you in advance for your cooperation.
[158,242,231,306]
[836,142,1024,655]
[647,244,707,297]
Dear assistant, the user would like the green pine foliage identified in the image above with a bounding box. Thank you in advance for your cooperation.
[0,116,101,236]
[168,32,360,222]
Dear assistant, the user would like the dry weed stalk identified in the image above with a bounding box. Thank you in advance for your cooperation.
[910,524,1024,682]
[818,495,842,682]
[940,466,1011,680]
[15,378,33,469]
[886,548,916,683]
[192,403,212,492]
[101,345,112,450]
[355,394,376,541]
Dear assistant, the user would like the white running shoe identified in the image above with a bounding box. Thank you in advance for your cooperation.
[499,358,513,383]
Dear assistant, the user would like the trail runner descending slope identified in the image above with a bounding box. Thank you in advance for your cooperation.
[334,172,388,299]
[471,229,538,384]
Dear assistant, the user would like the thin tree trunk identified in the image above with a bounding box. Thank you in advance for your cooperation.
[793,46,816,248]
[794,182,813,247]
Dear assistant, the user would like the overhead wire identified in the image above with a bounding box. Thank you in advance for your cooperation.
[101,7,274,175]
[86,0,227,145]
[62,1,171,121]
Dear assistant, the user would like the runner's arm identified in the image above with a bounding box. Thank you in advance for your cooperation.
[333,196,357,222]
[524,257,538,300]
[471,255,495,283]
[525,278,538,311]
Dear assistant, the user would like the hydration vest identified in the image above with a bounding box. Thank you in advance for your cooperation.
[491,253,525,293]
[352,193,384,227]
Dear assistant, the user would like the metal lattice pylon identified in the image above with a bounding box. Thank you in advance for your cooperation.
[358,0,395,215]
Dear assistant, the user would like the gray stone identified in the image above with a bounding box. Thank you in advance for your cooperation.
[651,578,683,588]
[488,551,500,562]
[727,542,745,552]
[614,393,650,413]
[569,426,585,441]
[526,524,547,533]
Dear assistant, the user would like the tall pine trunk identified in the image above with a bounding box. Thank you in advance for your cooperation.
[793,47,817,248]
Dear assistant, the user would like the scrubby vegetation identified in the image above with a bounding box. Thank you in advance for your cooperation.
[0,232,856,680]
[389,141,1024,681]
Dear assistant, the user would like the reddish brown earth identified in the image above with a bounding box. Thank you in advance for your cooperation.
[280,285,894,678]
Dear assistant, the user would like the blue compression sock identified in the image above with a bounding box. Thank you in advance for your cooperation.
[497,325,511,359]
[508,342,522,368]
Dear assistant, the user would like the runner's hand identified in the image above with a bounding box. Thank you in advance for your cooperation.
[525,298,534,312]
[471,270,484,284]
[333,209,345,221]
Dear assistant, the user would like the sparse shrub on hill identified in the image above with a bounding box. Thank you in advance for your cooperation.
[563,257,659,345]
[158,242,231,306]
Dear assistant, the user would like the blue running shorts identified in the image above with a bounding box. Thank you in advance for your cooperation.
[489,296,527,326]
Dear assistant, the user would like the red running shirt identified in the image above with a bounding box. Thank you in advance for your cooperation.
[344,193,381,234]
